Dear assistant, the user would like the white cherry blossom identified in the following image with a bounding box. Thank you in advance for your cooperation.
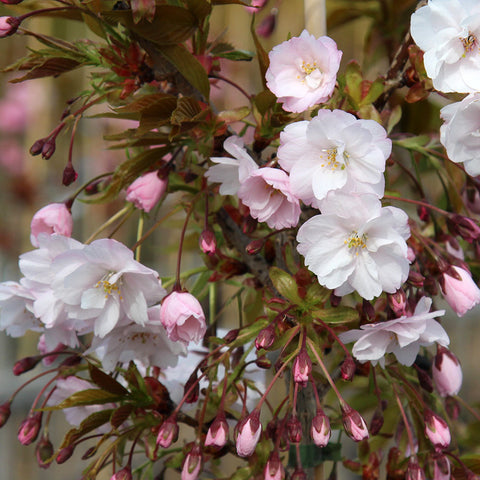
[410,0,480,93]
[339,297,449,367]
[296,192,410,300]
[277,110,390,207]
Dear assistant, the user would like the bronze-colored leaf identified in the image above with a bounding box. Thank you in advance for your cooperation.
[45,389,124,410]
[88,364,130,396]
[184,0,212,23]
[171,97,202,125]
[10,58,81,83]
[110,404,135,429]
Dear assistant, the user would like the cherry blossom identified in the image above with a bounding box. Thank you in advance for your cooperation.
[339,297,449,367]
[296,193,410,300]
[205,136,258,195]
[30,203,73,247]
[440,265,480,316]
[126,171,167,212]
[440,93,480,176]
[237,167,301,229]
[266,30,342,112]
[277,110,390,206]
[410,0,480,93]
[433,346,463,397]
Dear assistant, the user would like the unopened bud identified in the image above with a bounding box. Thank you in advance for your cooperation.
[415,365,433,393]
[341,405,369,442]
[205,413,228,448]
[264,451,285,480]
[424,409,450,448]
[0,401,11,428]
[223,328,239,343]
[408,271,425,287]
[256,10,277,38]
[36,436,54,469]
[445,396,460,420]
[293,349,312,387]
[56,445,75,464]
[182,445,202,480]
[417,204,430,222]
[448,214,480,243]
[199,229,216,255]
[369,408,384,436]
[81,446,97,460]
[433,346,462,397]
[0,16,21,37]
[30,138,46,156]
[235,409,262,457]
[156,416,178,449]
[246,238,264,255]
[255,356,272,369]
[41,138,56,160]
[110,466,132,480]
[406,459,425,480]
[62,164,78,186]
[13,355,41,375]
[255,324,275,350]
[17,412,42,445]
[341,356,356,381]
[389,289,407,317]
[432,453,450,480]
[291,468,307,480]
[286,415,302,444]
[311,410,331,447]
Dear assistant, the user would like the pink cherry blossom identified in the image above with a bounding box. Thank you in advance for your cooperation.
[0,16,20,38]
[441,266,480,316]
[266,30,342,112]
[424,409,451,448]
[30,203,73,247]
[205,413,228,448]
[125,171,167,212]
[341,405,369,442]
[433,346,463,397]
[339,297,449,367]
[311,410,331,447]
[236,410,262,457]
[237,167,301,230]
[160,291,206,344]
[181,445,202,480]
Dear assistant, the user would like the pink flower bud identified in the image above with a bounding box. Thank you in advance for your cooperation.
[181,445,202,480]
[13,355,41,375]
[340,356,356,381]
[246,238,264,255]
[432,453,450,480]
[433,346,462,397]
[406,459,426,480]
[310,410,331,447]
[341,405,369,442]
[160,291,206,344]
[110,466,132,480]
[156,416,178,448]
[0,16,20,37]
[36,436,54,469]
[199,229,216,255]
[126,171,167,213]
[236,410,262,457]
[293,349,311,386]
[56,445,75,464]
[255,324,275,350]
[407,247,416,263]
[17,412,42,445]
[286,415,302,444]
[424,409,450,448]
[245,0,268,13]
[205,413,228,448]
[0,401,11,428]
[448,214,480,243]
[389,289,407,316]
[441,266,480,317]
[1,0,24,4]
[30,203,73,247]
[256,10,277,38]
[264,451,285,480]
[62,163,78,186]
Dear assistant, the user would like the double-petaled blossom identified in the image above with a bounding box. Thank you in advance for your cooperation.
[238,168,301,230]
[433,346,463,397]
[410,0,480,93]
[205,136,258,195]
[440,94,480,177]
[424,409,451,448]
[266,30,342,112]
[125,171,167,212]
[296,193,410,300]
[277,110,390,207]
[30,203,73,247]
[441,265,480,316]
[236,410,262,457]
[339,297,449,367]
[160,291,206,345]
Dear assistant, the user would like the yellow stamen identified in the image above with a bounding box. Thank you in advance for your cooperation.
[344,231,367,256]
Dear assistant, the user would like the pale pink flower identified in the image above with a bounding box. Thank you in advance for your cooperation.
[236,410,262,457]
[126,171,167,212]
[410,0,480,93]
[424,409,451,448]
[160,291,206,345]
[339,297,449,367]
[296,192,410,300]
[266,30,342,112]
[30,203,73,247]
[277,110,390,205]
[237,167,301,230]
[205,136,258,195]
[441,266,480,316]
[433,346,463,397]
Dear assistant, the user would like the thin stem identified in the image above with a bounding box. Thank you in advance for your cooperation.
[67,172,113,205]
[314,317,353,359]
[9,368,59,403]
[135,212,145,262]
[209,74,251,101]
[383,194,452,216]
[174,205,194,290]
[85,205,133,244]
[392,384,416,458]
[162,266,209,290]
[454,395,480,423]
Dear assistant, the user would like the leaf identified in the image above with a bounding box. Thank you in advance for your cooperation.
[45,389,125,410]
[82,12,107,39]
[230,467,253,480]
[116,93,177,113]
[269,267,303,304]
[159,44,210,98]
[110,404,135,429]
[311,306,359,324]
[171,96,203,125]
[250,14,269,88]
[345,60,363,108]
[254,89,276,116]
[393,135,430,150]
[88,364,130,396]
[10,57,81,83]
[360,78,384,106]
[217,106,250,123]
[210,42,254,61]
[184,0,212,23]
[387,104,402,134]
[304,282,330,305]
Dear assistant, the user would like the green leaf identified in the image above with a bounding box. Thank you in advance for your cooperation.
[269,267,302,304]
[116,93,177,113]
[159,44,210,98]
[253,89,276,116]
[393,135,430,150]
[171,96,203,125]
[45,389,126,410]
[345,60,363,108]
[311,306,359,324]
[304,282,330,305]
[387,104,402,134]
[88,364,130,396]
[359,77,384,106]
[230,467,253,480]
[217,106,251,123]
[189,270,212,297]
[210,42,254,61]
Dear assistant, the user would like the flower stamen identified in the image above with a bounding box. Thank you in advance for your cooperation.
[461,33,478,55]
[95,273,123,300]
[345,231,367,256]
[319,148,346,171]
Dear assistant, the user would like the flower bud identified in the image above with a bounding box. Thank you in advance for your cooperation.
[310,410,331,447]
[264,451,285,480]
[30,138,46,156]
[1,0,24,4]
[41,138,56,160]
[415,365,433,393]
[30,203,73,247]
[341,356,356,381]
[181,445,202,480]
[286,415,302,444]
[341,405,369,442]
[17,412,42,445]
[235,410,262,457]
[126,171,167,213]
[223,328,239,343]
[440,266,480,317]
[293,349,311,387]
[110,466,132,480]
[447,214,480,243]
[256,10,277,38]
[0,401,11,428]
[432,453,450,480]
[199,229,216,255]
[389,289,407,316]
[255,356,272,369]
[13,355,41,376]
[433,346,462,397]
[445,396,460,420]
[56,445,75,464]
[424,409,450,448]
[62,163,78,186]
[255,324,275,350]
[246,238,264,255]
[183,371,200,404]
[205,413,228,448]
[36,436,54,469]
[0,16,21,38]
[245,0,268,13]
[369,408,384,436]
[156,416,178,449]
[291,468,307,480]
[406,459,426,480]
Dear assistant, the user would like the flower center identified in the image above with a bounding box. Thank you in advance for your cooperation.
[95,273,123,299]
[320,148,347,171]
[345,231,367,256]
[461,33,478,55]
[296,60,323,89]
